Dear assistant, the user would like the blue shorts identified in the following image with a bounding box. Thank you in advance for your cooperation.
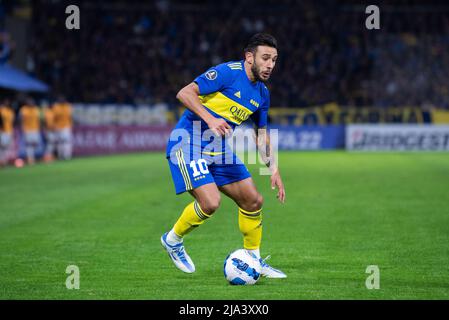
[167,143,251,195]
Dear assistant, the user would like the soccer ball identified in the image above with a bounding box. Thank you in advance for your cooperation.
[223,249,261,285]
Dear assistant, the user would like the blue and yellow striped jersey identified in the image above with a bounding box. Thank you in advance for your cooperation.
[167,60,270,157]
[193,60,270,128]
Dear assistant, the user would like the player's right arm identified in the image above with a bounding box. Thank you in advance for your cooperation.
[176,82,231,137]
[177,64,235,137]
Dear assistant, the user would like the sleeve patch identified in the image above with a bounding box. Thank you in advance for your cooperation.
[205,70,218,80]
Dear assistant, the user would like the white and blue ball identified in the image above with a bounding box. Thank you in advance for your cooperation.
[223,249,261,285]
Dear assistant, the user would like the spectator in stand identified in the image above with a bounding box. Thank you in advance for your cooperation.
[26,1,449,110]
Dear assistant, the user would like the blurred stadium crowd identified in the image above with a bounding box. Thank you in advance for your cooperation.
[20,0,449,109]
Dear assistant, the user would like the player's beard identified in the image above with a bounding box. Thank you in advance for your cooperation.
[251,62,267,83]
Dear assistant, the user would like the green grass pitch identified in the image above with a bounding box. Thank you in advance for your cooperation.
[0,151,448,299]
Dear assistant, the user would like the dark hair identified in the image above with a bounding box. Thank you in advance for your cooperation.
[244,33,277,54]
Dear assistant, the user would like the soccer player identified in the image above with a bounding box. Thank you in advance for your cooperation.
[20,98,41,165]
[42,102,56,163]
[161,33,287,278]
[0,98,15,167]
[52,95,73,160]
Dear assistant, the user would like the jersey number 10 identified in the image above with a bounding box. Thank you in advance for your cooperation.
[190,159,210,177]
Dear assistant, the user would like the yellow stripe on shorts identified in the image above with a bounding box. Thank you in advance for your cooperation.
[176,149,192,190]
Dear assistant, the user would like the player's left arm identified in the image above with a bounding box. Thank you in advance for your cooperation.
[252,90,286,203]
[255,125,285,203]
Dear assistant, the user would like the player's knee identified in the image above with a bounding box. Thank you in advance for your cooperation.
[198,195,221,215]
[242,193,263,212]
[254,194,264,211]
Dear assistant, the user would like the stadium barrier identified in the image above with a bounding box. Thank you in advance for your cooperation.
[221,124,345,152]
[7,124,449,161]
[72,103,449,127]
[73,125,172,156]
[271,125,345,150]
[5,104,449,161]
[73,124,345,157]
[267,106,433,125]
[346,124,449,151]
[173,104,449,125]
[73,103,170,125]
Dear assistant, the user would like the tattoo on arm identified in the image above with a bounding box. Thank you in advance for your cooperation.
[254,125,272,167]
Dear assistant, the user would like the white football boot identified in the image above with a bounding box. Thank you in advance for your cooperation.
[259,255,287,278]
[161,232,195,273]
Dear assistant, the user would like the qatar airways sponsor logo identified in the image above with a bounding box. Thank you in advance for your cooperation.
[229,105,250,123]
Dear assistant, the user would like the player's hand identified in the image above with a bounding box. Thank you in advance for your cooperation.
[206,117,232,137]
[270,169,286,203]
